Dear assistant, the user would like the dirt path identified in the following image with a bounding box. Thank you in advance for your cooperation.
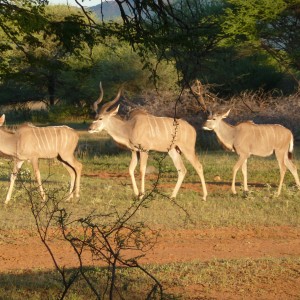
[0,226,299,272]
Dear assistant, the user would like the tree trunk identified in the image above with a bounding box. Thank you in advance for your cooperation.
[48,74,56,106]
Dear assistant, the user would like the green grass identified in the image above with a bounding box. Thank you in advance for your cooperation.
[0,258,299,299]
[0,132,300,299]
[1,134,299,229]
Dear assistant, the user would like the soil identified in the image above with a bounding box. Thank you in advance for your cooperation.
[0,226,300,299]
[1,172,300,299]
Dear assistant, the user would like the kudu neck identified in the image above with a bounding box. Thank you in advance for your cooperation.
[105,116,131,149]
[0,129,17,156]
[214,120,235,151]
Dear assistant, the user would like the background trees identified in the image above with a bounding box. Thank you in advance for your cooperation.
[0,3,97,106]
[220,0,300,93]
[0,0,299,112]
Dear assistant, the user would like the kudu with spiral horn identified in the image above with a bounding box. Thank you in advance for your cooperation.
[89,82,208,200]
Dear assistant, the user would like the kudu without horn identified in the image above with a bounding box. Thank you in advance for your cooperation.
[203,109,300,195]
[0,115,82,204]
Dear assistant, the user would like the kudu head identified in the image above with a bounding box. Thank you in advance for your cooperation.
[191,79,208,113]
[0,114,5,126]
[203,109,231,131]
[88,82,122,133]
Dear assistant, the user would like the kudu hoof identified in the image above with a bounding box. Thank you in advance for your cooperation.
[242,191,249,198]
[65,194,74,202]
[138,193,145,200]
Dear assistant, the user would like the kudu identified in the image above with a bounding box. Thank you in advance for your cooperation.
[203,109,300,195]
[88,83,207,200]
[0,114,82,204]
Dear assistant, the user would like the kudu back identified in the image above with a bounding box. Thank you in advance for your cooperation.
[203,109,300,195]
[89,82,207,200]
[0,115,82,203]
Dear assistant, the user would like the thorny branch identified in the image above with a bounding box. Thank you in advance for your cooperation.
[25,180,163,299]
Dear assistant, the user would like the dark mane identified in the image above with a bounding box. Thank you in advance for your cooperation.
[18,122,35,128]
[0,127,15,135]
[236,120,255,126]
[128,108,148,119]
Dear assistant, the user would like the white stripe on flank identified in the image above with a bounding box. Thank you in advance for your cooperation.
[61,129,66,150]
[63,129,68,150]
[32,128,42,151]
[153,117,160,136]
[257,126,263,144]
[43,128,51,152]
[49,127,55,153]
[147,115,155,137]
[39,128,48,152]
[265,126,270,150]
[271,126,276,144]
[60,129,64,150]
[167,119,173,134]
[162,119,169,138]
[54,127,58,152]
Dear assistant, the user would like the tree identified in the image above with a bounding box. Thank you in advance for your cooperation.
[2,0,299,107]
[82,0,297,95]
[0,2,97,106]
[88,0,227,86]
[221,0,300,87]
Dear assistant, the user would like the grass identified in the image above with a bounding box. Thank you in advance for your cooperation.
[0,131,300,299]
[0,258,299,299]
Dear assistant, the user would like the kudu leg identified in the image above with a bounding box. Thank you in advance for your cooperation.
[129,151,139,196]
[73,159,82,198]
[284,155,300,190]
[31,158,46,201]
[168,148,187,199]
[181,149,207,201]
[60,162,76,200]
[241,159,248,192]
[59,155,82,199]
[139,151,149,198]
[275,151,287,196]
[5,160,24,204]
[232,155,247,194]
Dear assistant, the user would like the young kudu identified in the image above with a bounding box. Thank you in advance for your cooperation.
[89,83,207,200]
[203,109,300,195]
[0,115,82,204]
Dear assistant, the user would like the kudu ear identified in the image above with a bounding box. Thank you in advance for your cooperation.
[222,109,231,119]
[109,104,120,116]
[0,114,5,126]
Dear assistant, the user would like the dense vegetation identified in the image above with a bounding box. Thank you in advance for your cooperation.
[0,0,299,114]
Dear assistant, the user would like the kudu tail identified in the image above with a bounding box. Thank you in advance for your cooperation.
[288,136,294,160]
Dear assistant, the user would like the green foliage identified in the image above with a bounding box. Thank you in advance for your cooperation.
[47,103,89,122]
[1,0,300,110]
[221,0,300,80]
[0,3,97,106]
[222,0,286,43]
[202,49,284,95]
